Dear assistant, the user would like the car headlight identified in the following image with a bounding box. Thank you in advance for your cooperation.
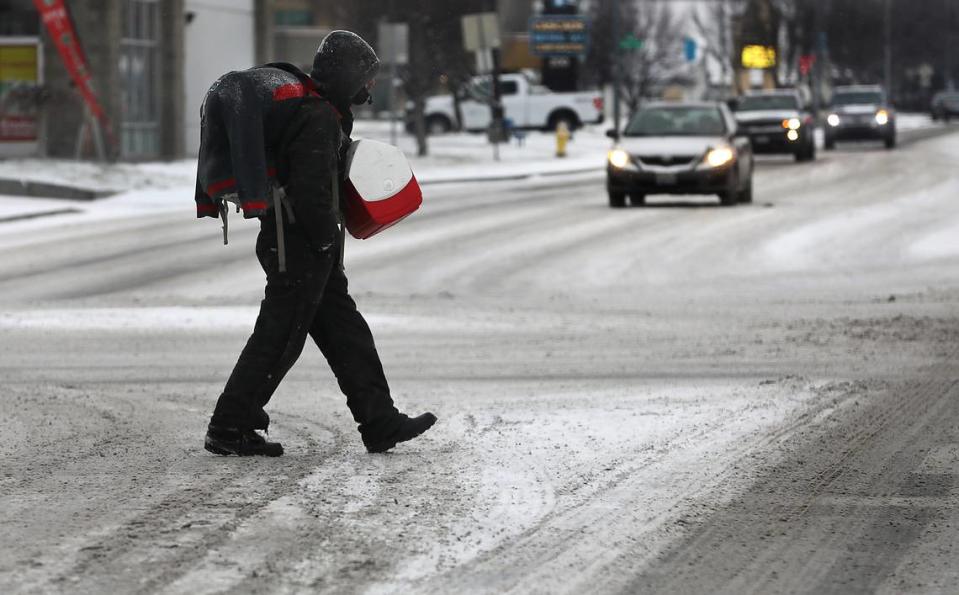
[875,110,889,125]
[608,148,631,169]
[786,130,800,141]
[704,145,735,168]
[782,117,801,130]
[827,114,840,127]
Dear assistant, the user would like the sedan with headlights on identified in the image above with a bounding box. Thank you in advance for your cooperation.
[606,102,754,208]
[824,85,897,149]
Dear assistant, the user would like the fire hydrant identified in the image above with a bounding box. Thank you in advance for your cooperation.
[555,121,570,158]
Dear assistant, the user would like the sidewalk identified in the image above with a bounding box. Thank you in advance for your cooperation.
[0,124,610,197]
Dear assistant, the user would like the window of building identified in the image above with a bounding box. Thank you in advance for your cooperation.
[275,10,313,27]
[119,0,160,159]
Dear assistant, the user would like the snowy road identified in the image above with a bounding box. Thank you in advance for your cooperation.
[2,129,959,593]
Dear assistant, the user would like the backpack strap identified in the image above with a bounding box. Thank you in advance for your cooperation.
[219,200,229,245]
[272,185,287,273]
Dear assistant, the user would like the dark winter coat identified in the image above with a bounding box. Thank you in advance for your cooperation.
[196,31,378,252]
[274,94,354,253]
[194,62,338,220]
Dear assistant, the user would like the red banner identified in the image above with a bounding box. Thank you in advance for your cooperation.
[33,0,115,144]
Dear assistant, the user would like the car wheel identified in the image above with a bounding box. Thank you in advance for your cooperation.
[608,191,626,208]
[719,172,738,207]
[884,134,897,149]
[628,193,645,207]
[824,136,836,150]
[426,115,452,136]
[738,179,753,204]
[548,111,579,133]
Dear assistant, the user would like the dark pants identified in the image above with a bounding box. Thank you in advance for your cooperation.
[211,214,400,439]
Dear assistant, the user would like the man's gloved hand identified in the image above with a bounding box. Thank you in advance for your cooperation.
[310,212,341,256]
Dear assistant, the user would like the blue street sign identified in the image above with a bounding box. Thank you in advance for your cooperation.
[684,37,697,62]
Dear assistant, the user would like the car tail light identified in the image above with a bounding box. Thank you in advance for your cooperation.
[593,97,604,112]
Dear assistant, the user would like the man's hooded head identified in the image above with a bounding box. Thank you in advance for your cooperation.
[311,30,379,107]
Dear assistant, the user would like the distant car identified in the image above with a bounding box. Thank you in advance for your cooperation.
[931,90,959,122]
[606,102,754,208]
[412,73,604,135]
[733,89,816,162]
[825,85,897,149]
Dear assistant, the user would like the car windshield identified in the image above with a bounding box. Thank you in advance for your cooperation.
[833,91,883,106]
[738,95,799,111]
[624,107,726,137]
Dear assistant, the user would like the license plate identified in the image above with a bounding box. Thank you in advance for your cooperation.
[754,135,771,144]
[655,173,677,185]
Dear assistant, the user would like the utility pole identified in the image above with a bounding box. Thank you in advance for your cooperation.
[485,0,503,161]
[947,0,955,90]
[719,0,729,91]
[883,0,893,94]
[611,0,621,138]
[811,0,821,116]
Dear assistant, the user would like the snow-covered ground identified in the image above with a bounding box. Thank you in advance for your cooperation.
[1,126,959,593]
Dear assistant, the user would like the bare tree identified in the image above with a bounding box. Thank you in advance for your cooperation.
[584,0,638,88]
[619,0,688,115]
[586,0,689,115]
[391,0,485,157]
[691,0,746,93]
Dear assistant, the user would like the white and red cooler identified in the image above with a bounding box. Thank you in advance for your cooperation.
[343,139,422,239]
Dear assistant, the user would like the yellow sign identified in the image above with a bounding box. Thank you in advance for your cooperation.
[0,44,38,81]
[742,45,777,69]
[0,40,41,143]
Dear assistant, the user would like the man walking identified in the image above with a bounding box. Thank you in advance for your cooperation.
[196,31,436,456]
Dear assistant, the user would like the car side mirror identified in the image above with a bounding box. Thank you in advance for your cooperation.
[605,129,619,139]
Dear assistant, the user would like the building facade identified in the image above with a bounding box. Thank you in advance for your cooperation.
[0,0,266,160]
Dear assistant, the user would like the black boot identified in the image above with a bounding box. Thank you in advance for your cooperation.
[363,413,437,453]
[205,424,284,457]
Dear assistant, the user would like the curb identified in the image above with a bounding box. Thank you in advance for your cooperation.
[0,178,115,201]
[0,208,82,224]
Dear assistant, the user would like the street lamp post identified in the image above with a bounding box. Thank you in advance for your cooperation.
[947,0,955,90]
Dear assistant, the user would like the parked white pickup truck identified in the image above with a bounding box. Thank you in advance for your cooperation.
[414,73,604,134]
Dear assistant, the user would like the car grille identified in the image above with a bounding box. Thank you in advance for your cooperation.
[637,155,697,167]
[740,119,783,131]
[840,114,876,125]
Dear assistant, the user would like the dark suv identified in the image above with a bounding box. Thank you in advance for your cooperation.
[733,89,815,162]
[825,85,897,150]
[931,91,959,122]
